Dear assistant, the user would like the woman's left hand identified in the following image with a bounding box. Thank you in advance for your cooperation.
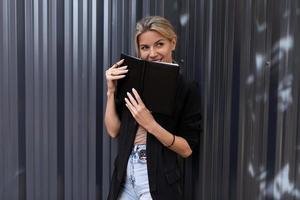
[125,88,157,131]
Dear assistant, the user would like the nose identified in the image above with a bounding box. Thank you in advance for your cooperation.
[149,47,157,58]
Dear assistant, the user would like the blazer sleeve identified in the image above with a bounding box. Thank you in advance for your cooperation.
[177,81,202,151]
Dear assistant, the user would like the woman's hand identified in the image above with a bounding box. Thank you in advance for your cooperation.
[105,59,128,93]
[125,88,157,131]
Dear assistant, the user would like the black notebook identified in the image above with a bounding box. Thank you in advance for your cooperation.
[116,53,180,116]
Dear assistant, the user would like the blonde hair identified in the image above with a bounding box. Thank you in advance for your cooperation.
[135,16,177,57]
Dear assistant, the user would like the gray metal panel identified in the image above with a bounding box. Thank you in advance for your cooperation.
[48,0,58,199]
[63,0,97,200]
[0,0,4,198]
[1,0,300,200]
[64,0,73,199]
[1,0,98,199]
[24,0,35,199]
[0,0,19,199]
[102,0,112,199]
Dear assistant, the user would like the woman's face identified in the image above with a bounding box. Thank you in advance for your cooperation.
[138,30,176,63]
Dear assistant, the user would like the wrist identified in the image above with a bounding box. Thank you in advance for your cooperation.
[166,134,176,148]
[106,90,116,96]
[146,121,159,135]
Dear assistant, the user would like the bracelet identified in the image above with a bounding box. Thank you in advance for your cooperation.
[167,134,176,147]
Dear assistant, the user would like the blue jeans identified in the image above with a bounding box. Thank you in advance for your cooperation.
[118,144,153,200]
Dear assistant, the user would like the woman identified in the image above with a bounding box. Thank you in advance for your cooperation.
[105,16,202,200]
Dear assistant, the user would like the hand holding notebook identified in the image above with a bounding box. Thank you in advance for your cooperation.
[116,53,180,116]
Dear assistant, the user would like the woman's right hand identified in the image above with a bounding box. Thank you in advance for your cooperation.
[105,59,128,93]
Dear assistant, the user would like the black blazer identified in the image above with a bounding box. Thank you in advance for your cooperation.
[107,75,202,200]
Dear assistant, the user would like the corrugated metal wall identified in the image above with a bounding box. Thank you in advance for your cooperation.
[1,0,299,200]
[0,0,98,199]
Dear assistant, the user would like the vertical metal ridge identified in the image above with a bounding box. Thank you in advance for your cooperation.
[24,0,34,199]
[102,0,112,199]
[64,0,73,199]
[16,0,27,198]
[0,2,9,200]
[1,1,299,200]
[48,0,58,199]
[41,0,49,198]
[71,0,79,198]
[56,0,65,199]
[1,0,20,199]
[32,0,41,198]
[88,1,97,199]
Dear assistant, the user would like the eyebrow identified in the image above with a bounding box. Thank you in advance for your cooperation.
[139,39,166,47]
